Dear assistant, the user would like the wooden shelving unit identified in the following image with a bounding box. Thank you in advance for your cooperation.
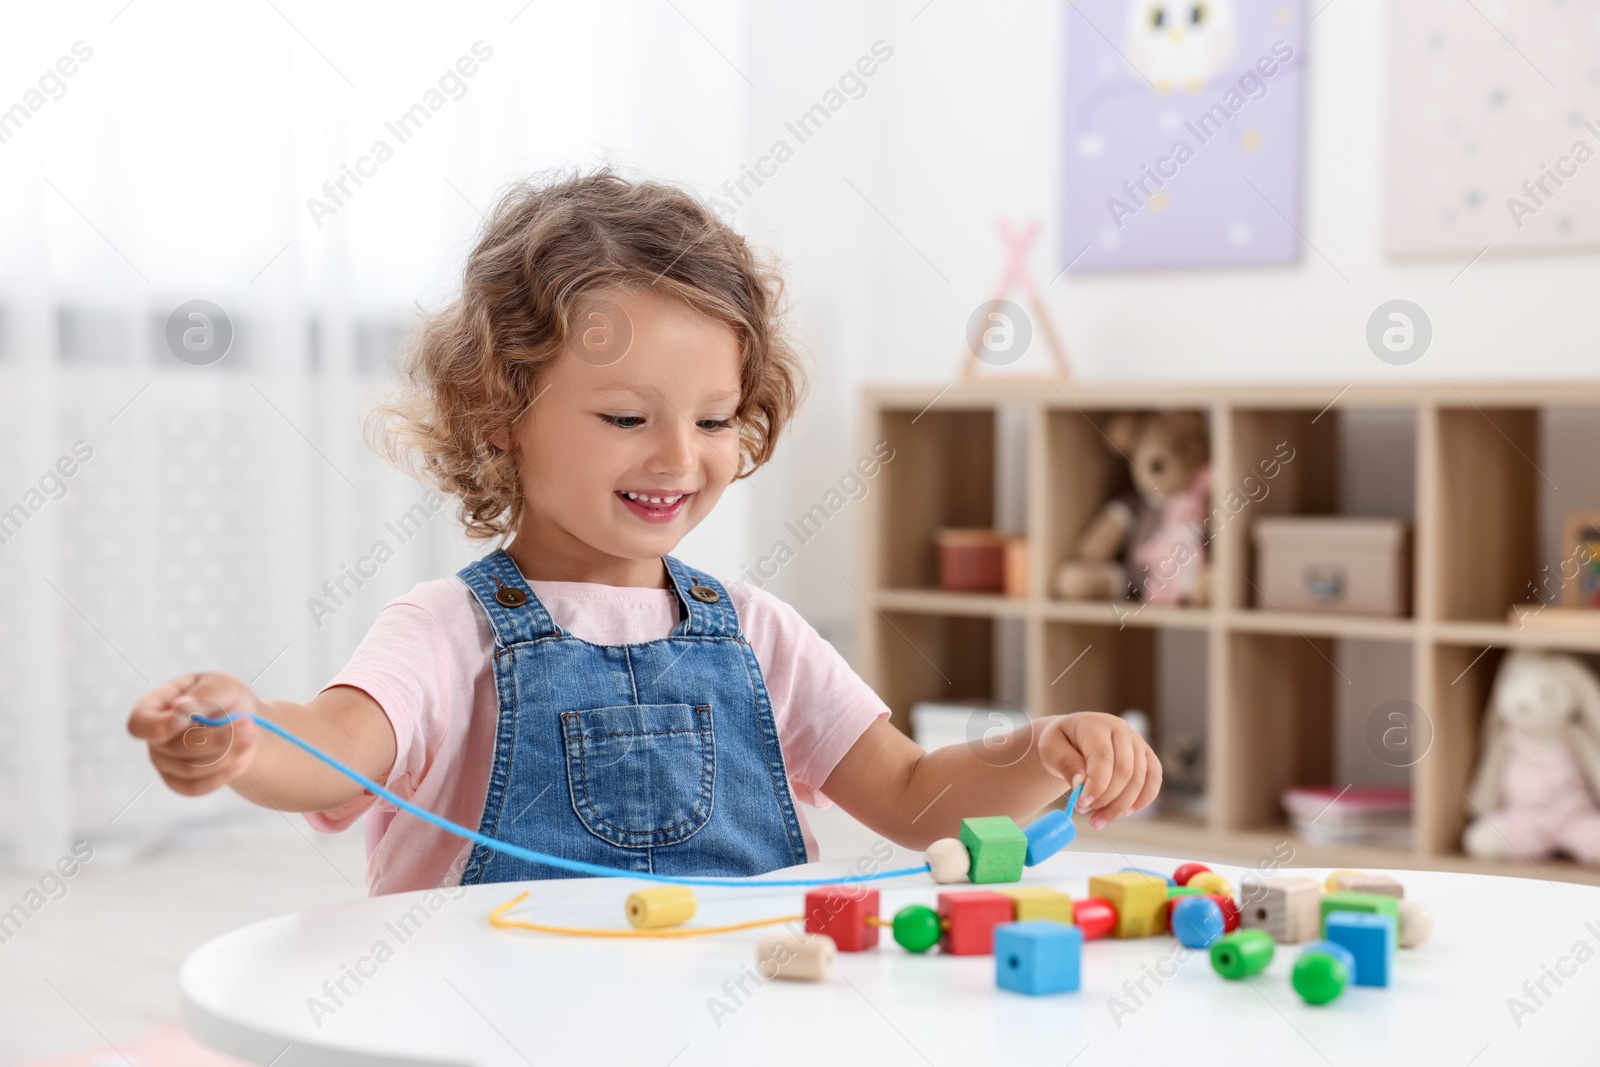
[855,380,1600,887]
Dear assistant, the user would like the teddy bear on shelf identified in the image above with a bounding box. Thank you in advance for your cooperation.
[1463,650,1600,867]
[1052,411,1211,606]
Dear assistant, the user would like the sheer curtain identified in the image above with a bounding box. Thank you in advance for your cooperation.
[0,0,750,868]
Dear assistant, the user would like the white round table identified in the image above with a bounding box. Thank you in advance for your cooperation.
[180,848,1599,1065]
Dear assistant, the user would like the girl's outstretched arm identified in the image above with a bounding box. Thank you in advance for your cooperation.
[819,711,1161,852]
[128,672,396,812]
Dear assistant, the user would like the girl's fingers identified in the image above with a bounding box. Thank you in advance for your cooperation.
[1098,745,1148,824]
[1090,727,1136,823]
[1074,724,1116,810]
[1130,746,1164,813]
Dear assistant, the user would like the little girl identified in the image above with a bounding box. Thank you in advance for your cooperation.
[127,169,1161,895]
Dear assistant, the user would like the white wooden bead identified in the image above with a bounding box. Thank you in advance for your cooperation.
[756,931,835,981]
[925,838,971,883]
[1397,899,1433,948]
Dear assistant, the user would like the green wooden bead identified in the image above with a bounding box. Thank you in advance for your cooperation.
[893,904,942,953]
[1209,929,1275,979]
[1167,884,1204,899]
[1293,948,1350,1005]
[958,816,1028,884]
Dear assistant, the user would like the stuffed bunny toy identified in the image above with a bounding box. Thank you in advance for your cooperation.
[1052,411,1211,606]
[1463,650,1600,866]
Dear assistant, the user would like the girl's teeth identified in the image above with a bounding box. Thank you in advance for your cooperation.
[622,492,682,505]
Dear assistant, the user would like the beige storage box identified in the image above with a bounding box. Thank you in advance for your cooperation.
[1252,517,1411,616]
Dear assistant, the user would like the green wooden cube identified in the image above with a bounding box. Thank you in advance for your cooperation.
[958,816,1027,884]
[1320,891,1400,947]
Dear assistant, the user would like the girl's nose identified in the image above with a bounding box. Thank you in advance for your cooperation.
[648,419,697,475]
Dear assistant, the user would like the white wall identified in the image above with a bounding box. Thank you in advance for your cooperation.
[720,0,1600,648]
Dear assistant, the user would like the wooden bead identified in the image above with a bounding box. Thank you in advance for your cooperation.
[1171,895,1225,948]
[1163,886,1203,932]
[1087,872,1168,938]
[1210,929,1275,979]
[1293,940,1354,1005]
[1023,809,1076,866]
[1172,862,1211,886]
[1325,912,1395,987]
[756,931,835,981]
[803,886,879,952]
[925,838,971,883]
[1320,891,1400,947]
[998,886,1074,923]
[1185,871,1232,898]
[1322,868,1366,893]
[1328,871,1405,898]
[938,891,1016,955]
[893,904,943,953]
[1397,898,1433,949]
[624,886,696,929]
[1208,894,1241,933]
[995,920,1082,995]
[1073,896,1117,940]
[1239,877,1322,943]
[958,817,1028,884]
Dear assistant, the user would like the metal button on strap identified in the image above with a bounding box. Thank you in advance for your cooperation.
[688,583,720,604]
[494,578,527,607]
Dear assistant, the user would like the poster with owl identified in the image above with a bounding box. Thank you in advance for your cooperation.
[1061,1,1307,271]
[1385,0,1600,258]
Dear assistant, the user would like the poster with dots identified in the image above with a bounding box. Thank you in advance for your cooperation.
[1061,1,1306,272]
[1386,0,1600,257]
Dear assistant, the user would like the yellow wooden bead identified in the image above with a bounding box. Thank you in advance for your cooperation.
[997,886,1074,923]
[1088,872,1168,938]
[1323,869,1366,893]
[1186,871,1233,898]
[625,886,698,929]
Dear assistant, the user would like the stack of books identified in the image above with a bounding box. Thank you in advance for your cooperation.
[1281,785,1413,847]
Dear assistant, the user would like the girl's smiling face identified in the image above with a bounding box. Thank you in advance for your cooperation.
[491,287,744,587]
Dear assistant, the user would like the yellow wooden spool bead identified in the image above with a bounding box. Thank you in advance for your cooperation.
[1186,871,1233,898]
[625,886,698,929]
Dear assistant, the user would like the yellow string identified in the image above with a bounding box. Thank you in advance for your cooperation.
[489,891,806,939]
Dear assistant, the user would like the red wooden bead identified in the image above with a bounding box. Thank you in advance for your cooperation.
[1172,862,1211,886]
[937,891,1015,956]
[1073,896,1117,941]
[1209,894,1240,933]
[804,886,880,952]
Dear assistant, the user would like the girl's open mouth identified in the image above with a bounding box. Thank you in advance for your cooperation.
[615,490,691,524]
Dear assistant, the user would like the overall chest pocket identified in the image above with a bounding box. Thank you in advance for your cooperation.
[560,703,715,848]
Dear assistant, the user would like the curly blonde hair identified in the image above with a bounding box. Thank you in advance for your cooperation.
[366,167,808,543]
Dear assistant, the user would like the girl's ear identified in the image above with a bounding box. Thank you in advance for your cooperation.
[489,428,510,452]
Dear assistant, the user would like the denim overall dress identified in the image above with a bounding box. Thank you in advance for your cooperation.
[455,548,809,883]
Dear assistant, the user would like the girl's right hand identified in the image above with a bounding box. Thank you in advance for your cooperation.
[127,672,262,796]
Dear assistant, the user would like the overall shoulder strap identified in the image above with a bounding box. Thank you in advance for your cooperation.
[456,549,561,647]
[662,555,741,638]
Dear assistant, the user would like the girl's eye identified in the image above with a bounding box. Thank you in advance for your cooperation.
[600,414,644,429]
[698,419,736,432]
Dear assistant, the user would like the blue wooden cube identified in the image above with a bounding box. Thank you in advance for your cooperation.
[1324,911,1395,987]
[1023,809,1076,866]
[994,920,1082,995]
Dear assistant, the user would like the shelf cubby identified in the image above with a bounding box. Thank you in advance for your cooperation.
[856,380,1600,886]
[871,405,998,592]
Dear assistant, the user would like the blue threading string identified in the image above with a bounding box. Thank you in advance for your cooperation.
[188,711,1083,889]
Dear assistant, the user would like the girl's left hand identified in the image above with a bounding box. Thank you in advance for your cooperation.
[1036,712,1162,829]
